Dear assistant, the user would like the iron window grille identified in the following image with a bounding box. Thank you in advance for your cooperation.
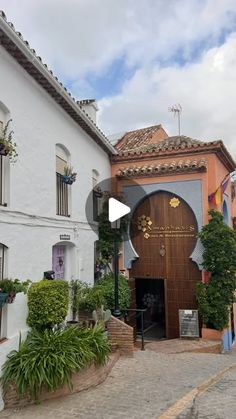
[56,173,70,217]
[0,155,7,206]
[0,243,7,280]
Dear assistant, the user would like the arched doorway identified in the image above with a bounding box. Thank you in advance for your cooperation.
[52,241,76,280]
[130,191,201,339]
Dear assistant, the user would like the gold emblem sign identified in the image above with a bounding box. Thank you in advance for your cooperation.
[138,215,152,239]
[169,197,180,208]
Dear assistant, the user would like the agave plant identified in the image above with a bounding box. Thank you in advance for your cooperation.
[1,324,110,399]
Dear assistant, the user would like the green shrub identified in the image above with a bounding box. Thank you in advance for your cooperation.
[196,210,236,330]
[1,324,110,399]
[196,275,236,330]
[27,280,69,329]
[78,273,131,312]
[97,273,131,311]
[79,286,106,312]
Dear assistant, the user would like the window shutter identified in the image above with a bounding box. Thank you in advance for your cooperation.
[56,155,66,175]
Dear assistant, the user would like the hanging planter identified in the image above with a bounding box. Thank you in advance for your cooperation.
[61,174,76,185]
[0,119,18,162]
[61,165,77,185]
[6,292,16,304]
[0,293,8,309]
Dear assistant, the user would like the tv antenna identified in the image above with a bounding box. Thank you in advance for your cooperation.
[168,104,182,136]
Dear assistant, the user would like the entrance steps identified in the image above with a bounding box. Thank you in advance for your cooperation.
[138,338,221,354]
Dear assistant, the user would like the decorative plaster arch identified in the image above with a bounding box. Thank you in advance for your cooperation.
[122,179,204,270]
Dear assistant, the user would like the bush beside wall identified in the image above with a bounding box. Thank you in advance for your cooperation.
[27,279,69,329]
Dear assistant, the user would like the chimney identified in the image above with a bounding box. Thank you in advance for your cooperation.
[77,99,98,124]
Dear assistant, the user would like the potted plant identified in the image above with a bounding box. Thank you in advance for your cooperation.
[0,279,31,304]
[196,210,236,340]
[61,165,77,185]
[0,119,18,162]
[67,280,91,325]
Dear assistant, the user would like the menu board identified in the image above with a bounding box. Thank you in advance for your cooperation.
[179,309,199,338]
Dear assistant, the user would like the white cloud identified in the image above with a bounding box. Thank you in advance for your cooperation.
[98,34,236,157]
[0,0,236,78]
[0,0,236,157]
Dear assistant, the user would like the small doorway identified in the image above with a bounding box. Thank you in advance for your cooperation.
[52,245,66,279]
[52,242,76,280]
[135,278,166,339]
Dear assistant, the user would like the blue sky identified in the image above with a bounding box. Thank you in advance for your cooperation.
[0,0,236,154]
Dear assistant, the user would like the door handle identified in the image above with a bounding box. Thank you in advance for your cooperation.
[160,244,166,257]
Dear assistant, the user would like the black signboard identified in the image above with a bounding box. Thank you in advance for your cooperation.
[179,309,199,338]
[60,234,70,241]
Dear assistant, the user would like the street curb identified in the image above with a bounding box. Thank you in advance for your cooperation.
[158,362,236,419]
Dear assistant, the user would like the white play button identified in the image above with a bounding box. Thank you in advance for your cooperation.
[108,197,131,223]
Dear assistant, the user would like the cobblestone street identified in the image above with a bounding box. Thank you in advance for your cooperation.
[1,348,236,419]
[177,367,236,419]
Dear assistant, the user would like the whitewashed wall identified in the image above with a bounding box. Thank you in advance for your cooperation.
[0,43,111,379]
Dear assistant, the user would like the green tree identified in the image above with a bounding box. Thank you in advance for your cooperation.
[196,209,236,330]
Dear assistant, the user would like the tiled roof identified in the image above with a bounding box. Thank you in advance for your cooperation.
[113,130,235,172]
[77,99,96,106]
[117,135,215,156]
[116,124,168,152]
[112,134,236,172]
[116,158,207,178]
[0,11,116,155]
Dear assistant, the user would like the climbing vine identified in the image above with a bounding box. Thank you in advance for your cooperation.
[97,193,129,266]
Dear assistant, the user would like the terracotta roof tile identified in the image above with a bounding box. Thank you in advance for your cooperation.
[117,135,213,156]
[116,124,168,152]
[116,158,207,178]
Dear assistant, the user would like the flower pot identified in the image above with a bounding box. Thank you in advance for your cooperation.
[201,326,223,340]
[0,293,8,308]
[6,292,16,304]
[61,173,76,185]
[0,143,8,156]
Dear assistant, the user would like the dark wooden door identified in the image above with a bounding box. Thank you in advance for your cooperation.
[130,191,201,338]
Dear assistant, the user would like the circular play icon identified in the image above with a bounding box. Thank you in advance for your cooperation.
[85,176,150,242]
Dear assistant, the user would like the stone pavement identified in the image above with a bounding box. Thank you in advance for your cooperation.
[145,338,221,354]
[1,348,236,419]
[177,367,236,419]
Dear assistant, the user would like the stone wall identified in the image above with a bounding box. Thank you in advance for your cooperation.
[3,352,119,409]
[107,316,134,356]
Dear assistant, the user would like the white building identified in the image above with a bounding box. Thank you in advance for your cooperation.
[0,11,116,400]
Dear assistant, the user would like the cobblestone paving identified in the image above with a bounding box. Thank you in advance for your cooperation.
[1,349,236,419]
[177,367,236,419]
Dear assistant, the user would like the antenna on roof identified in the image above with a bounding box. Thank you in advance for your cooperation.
[168,104,182,136]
